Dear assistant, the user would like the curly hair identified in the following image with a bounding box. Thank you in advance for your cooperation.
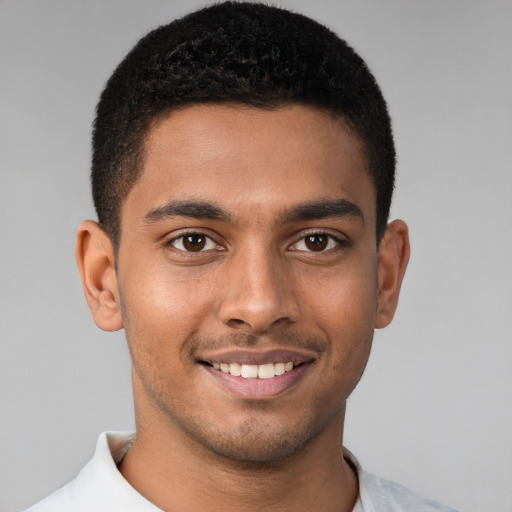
[92,1,395,248]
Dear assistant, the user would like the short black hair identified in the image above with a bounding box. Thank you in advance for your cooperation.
[92,1,395,248]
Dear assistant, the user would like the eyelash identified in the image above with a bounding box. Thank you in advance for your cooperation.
[165,230,349,254]
[166,231,221,253]
[289,231,349,252]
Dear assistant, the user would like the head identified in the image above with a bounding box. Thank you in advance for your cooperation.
[91,1,396,250]
[78,2,409,465]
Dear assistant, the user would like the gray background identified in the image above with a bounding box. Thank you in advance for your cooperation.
[1,1,511,511]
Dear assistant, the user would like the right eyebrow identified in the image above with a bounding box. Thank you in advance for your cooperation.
[143,199,232,223]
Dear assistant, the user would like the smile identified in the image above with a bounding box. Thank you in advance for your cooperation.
[211,361,295,379]
[198,348,316,398]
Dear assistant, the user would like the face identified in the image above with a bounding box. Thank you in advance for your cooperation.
[111,104,385,462]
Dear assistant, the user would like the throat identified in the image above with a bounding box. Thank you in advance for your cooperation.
[118,425,358,512]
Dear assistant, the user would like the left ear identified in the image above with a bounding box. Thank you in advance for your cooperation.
[375,219,410,329]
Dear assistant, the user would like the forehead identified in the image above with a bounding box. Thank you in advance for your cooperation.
[123,104,375,226]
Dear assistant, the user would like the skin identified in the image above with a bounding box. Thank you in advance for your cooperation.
[76,104,409,512]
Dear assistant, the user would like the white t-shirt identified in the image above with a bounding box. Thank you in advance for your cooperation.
[25,432,460,512]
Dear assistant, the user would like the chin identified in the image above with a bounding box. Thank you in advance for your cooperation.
[179,414,326,464]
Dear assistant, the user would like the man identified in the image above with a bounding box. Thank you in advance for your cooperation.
[26,2,457,511]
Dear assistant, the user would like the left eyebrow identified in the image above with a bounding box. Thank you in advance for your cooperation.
[281,199,364,224]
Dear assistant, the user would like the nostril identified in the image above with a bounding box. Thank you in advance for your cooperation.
[226,318,247,328]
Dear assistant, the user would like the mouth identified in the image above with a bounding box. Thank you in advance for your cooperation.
[203,360,296,379]
[197,348,315,398]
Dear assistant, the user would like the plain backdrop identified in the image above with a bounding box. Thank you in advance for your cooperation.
[1,1,511,511]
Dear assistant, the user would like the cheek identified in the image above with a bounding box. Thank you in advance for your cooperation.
[314,288,375,405]
[320,284,375,367]
[302,256,378,330]
[119,264,216,362]
[302,261,377,384]
[321,285,377,339]
[126,252,216,311]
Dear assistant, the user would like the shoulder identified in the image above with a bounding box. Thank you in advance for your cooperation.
[343,449,460,512]
[23,431,158,512]
[24,477,87,512]
[356,471,461,512]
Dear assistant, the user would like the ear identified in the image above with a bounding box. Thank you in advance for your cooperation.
[75,220,123,331]
[375,219,410,329]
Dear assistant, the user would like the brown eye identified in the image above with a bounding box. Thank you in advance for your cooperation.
[182,234,206,251]
[290,233,343,253]
[304,234,329,251]
[170,233,217,252]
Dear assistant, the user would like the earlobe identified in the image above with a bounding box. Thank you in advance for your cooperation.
[75,220,123,332]
[375,219,410,329]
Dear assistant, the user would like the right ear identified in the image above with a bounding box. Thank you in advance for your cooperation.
[75,220,123,331]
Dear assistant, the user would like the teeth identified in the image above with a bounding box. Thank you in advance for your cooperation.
[229,362,241,376]
[241,364,259,378]
[258,363,275,379]
[274,362,285,375]
[212,361,295,378]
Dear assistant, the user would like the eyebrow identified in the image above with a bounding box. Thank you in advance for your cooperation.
[281,199,364,224]
[143,198,363,225]
[144,199,231,223]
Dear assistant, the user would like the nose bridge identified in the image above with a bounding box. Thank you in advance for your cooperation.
[218,240,299,332]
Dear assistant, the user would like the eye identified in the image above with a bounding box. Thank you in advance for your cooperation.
[169,233,218,252]
[291,233,343,252]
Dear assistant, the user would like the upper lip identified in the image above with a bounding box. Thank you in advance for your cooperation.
[198,348,316,366]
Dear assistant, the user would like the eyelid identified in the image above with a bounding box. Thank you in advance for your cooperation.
[165,229,224,252]
[163,228,349,253]
[288,229,350,252]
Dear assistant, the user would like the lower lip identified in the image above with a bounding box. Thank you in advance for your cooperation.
[202,363,311,399]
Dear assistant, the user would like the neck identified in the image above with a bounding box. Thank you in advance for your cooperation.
[119,381,358,512]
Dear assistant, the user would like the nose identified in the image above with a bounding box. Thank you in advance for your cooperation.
[217,245,300,333]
